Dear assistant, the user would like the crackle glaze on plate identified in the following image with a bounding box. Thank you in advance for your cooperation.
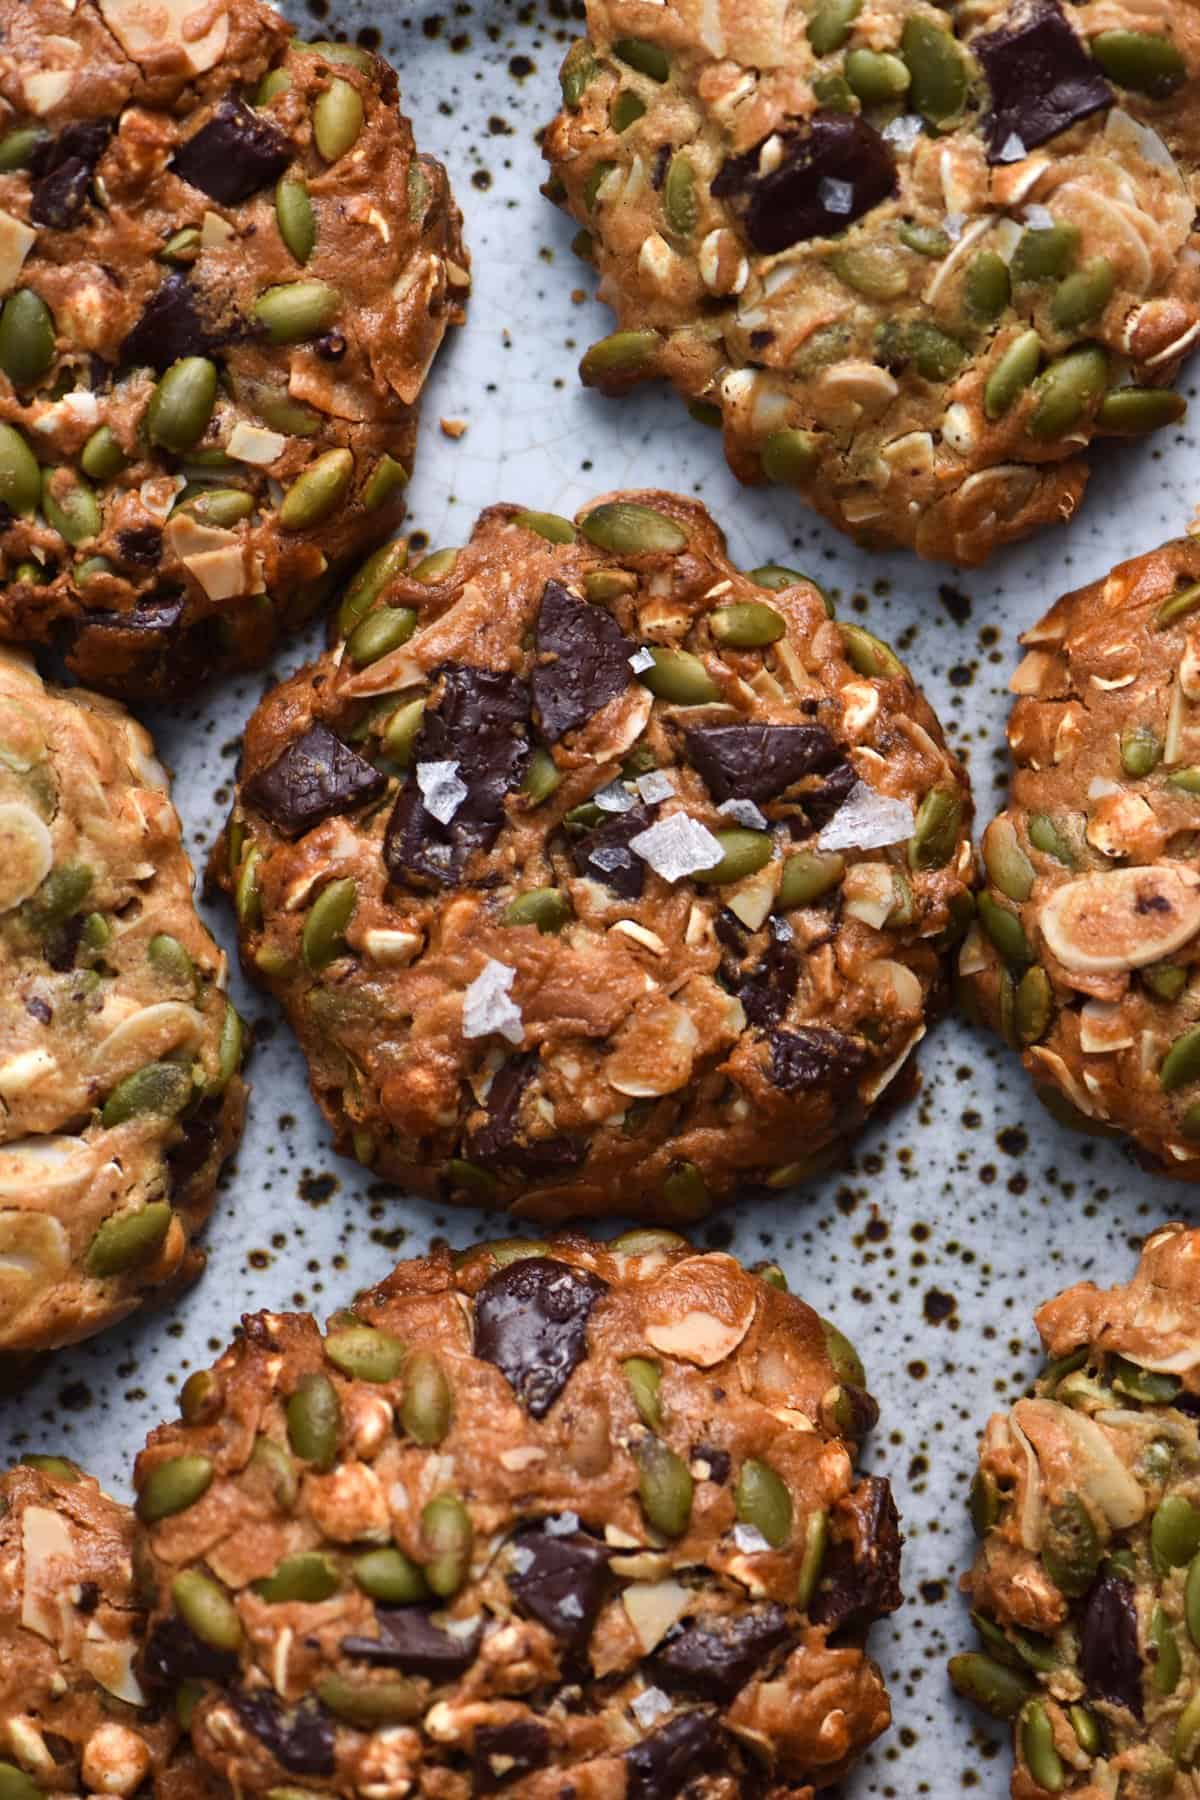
[2,3,1198,1795]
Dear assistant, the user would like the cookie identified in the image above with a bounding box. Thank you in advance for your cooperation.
[543,0,1200,564]
[961,533,1200,1177]
[215,491,973,1221]
[0,645,245,1355]
[134,1233,898,1798]
[0,1,468,699]
[951,1221,1200,1796]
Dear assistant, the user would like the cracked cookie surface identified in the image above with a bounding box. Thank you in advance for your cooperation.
[215,491,973,1221]
[134,1233,899,1799]
[0,0,467,698]
[543,0,1200,564]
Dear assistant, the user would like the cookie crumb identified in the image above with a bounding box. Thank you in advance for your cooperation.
[440,417,469,439]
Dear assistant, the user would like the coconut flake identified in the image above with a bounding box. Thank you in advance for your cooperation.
[636,770,675,804]
[819,177,854,216]
[882,113,924,152]
[595,779,635,814]
[996,130,1027,163]
[629,646,656,673]
[631,1687,673,1728]
[718,796,767,829]
[630,813,723,882]
[732,1523,772,1554]
[462,959,524,1045]
[417,760,468,825]
[817,780,915,852]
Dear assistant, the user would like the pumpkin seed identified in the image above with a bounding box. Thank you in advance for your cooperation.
[254,1551,339,1604]
[969,1469,1000,1537]
[1098,386,1187,435]
[746,564,811,594]
[0,128,48,172]
[520,746,562,804]
[690,828,773,886]
[1177,1690,1200,1767]
[899,221,950,258]
[661,1161,709,1219]
[844,47,910,102]
[287,1371,340,1470]
[78,556,115,588]
[81,424,127,480]
[830,243,909,301]
[778,849,844,906]
[613,36,669,79]
[795,1508,827,1609]
[637,1436,693,1538]
[1029,346,1108,441]
[0,290,55,387]
[257,67,292,103]
[1013,966,1052,1046]
[137,1453,213,1522]
[622,1357,664,1432]
[1050,258,1115,333]
[977,893,1033,967]
[1020,1701,1065,1791]
[412,547,458,585]
[1144,963,1187,1002]
[146,357,217,453]
[636,647,720,704]
[363,453,407,511]
[1161,1026,1200,1092]
[1151,1603,1181,1694]
[1041,1494,1100,1595]
[1027,811,1078,865]
[161,226,201,265]
[421,1493,473,1596]
[984,330,1042,420]
[276,176,316,263]
[580,329,662,389]
[235,845,263,929]
[1170,769,1200,797]
[313,78,364,160]
[709,601,786,648]
[323,1323,405,1382]
[1185,1554,1200,1652]
[513,509,575,543]
[346,605,416,666]
[42,468,100,545]
[338,540,408,636]
[840,622,904,678]
[610,1228,688,1256]
[148,933,196,993]
[1013,222,1079,284]
[964,251,1010,323]
[735,1459,793,1547]
[479,1236,549,1264]
[663,154,697,235]
[296,39,375,70]
[383,698,426,767]
[909,788,962,871]
[1156,582,1200,628]
[180,1370,221,1425]
[906,319,967,382]
[400,1350,452,1444]
[302,877,357,971]
[86,1202,172,1276]
[1153,1494,1200,1572]
[580,499,685,554]
[1120,723,1162,776]
[949,1652,1035,1720]
[611,90,647,131]
[560,39,599,108]
[1091,29,1185,95]
[253,279,340,344]
[761,428,820,484]
[807,0,862,56]
[812,70,854,108]
[316,1674,421,1726]
[502,886,572,932]
[902,17,967,121]
[172,1569,243,1651]
[20,1454,80,1481]
[102,1061,193,1127]
[1110,1354,1179,1404]
[249,1435,298,1511]
[354,1546,429,1604]
[983,816,1034,901]
[0,424,41,516]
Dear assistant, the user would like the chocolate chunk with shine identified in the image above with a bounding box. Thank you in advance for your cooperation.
[116,527,162,567]
[473,1720,550,1792]
[245,723,386,838]
[465,1054,585,1176]
[229,1689,336,1776]
[656,1605,793,1701]
[685,723,843,805]
[533,579,636,741]
[508,1525,611,1650]
[977,0,1111,160]
[173,96,292,204]
[81,596,186,637]
[167,1105,221,1189]
[625,1709,722,1799]
[769,1026,868,1094]
[800,757,857,829]
[1081,1576,1143,1718]
[120,275,219,372]
[383,664,531,888]
[712,113,896,254]
[341,1608,481,1679]
[143,1616,239,1689]
[737,923,799,1031]
[30,120,111,229]
[812,1476,903,1631]
[475,1257,606,1417]
[570,801,655,899]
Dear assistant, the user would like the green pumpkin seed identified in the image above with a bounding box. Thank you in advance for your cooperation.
[978,893,1033,968]
[0,128,48,172]
[338,540,408,636]
[410,547,457,585]
[637,1436,693,1538]
[580,329,661,387]
[137,1453,213,1522]
[898,221,950,258]
[778,849,844,907]
[819,1316,865,1387]
[1091,29,1185,95]
[1145,962,1188,1002]
[42,468,100,546]
[354,1546,429,1604]
[949,1652,1035,1720]
[1111,1354,1180,1404]
[613,36,669,79]
[840,622,904,679]
[280,449,354,531]
[250,1435,298,1510]
[1170,769,1200,798]
[80,424,128,481]
[610,1228,688,1256]
[324,1324,405,1382]
[1050,258,1115,334]
[560,39,599,108]
[623,1357,664,1432]
[1013,966,1052,1046]
[296,39,375,70]
[761,428,820,484]
[1178,1691,1200,1768]
[363,453,407,511]
[0,289,55,387]
[906,319,967,382]
[302,877,357,971]
[179,1369,221,1425]
[690,828,773,886]
[746,564,810,593]
[383,697,426,768]
[1119,722,1162,777]
[235,844,263,930]
[520,746,561,804]
[173,1569,243,1651]
[908,788,962,871]
[86,1202,173,1277]
[1027,811,1078,866]
[984,330,1042,420]
[901,16,967,122]
[812,70,854,109]
[830,242,910,301]
[478,1236,549,1265]
[580,499,685,555]
[983,816,1035,901]
[1152,1493,1200,1571]
[421,1493,473,1596]
[636,647,720,704]
[257,67,293,103]
[287,1371,341,1470]
[1029,345,1108,441]
[1161,1026,1200,1092]
[583,161,616,211]
[146,357,218,453]
[75,556,112,587]
[276,176,316,263]
[735,1459,793,1547]
[313,78,364,160]
[1041,1494,1101,1595]
[400,1350,452,1444]
[661,1161,710,1219]
[148,933,196,993]
[964,251,1011,323]
[844,46,910,102]
[346,605,416,666]
[0,423,41,516]
[807,0,862,56]
[316,1674,422,1726]
[253,279,340,344]
[26,861,92,932]
[1156,581,1200,628]
[1020,1701,1065,1792]
[611,90,647,131]
[1151,1604,1181,1694]
[512,509,575,543]
[254,1551,339,1604]
[1098,386,1187,435]
[161,226,201,265]
[795,1508,827,1609]
[1013,222,1079,284]
[969,1469,1000,1537]
[1185,1554,1200,1651]
[663,154,697,236]
[502,886,572,932]
[102,1061,193,1127]
[20,1453,81,1481]
[710,601,786,648]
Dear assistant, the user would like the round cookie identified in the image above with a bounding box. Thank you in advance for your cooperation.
[543,0,1200,564]
[951,1221,1200,1797]
[0,0,468,699]
[0,645,245,1355]
[216,490,973,1220]
[961,533,1200,1177]
[134,1233,899,1798]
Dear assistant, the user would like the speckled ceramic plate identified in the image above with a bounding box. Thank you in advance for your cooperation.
[3,5,1198,1795]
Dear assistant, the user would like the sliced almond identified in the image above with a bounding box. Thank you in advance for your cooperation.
[98,0,229,74]
[643,1253,756,1366]
[1039,865,1200,974]
[606,998,698,1098]
[622,1579,690,1654]
[20,1504,75,1643]
[0,212,36,296]
[0,804,53,912]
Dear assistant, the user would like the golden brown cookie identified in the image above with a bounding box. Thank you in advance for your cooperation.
[134,1234,898,1798]
[214,492,973,1221]
[0,0,468,698]
[544,0,1200,563]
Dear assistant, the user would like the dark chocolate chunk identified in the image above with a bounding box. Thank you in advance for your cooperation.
[341,1608,481,1680]
[172,97,292,204]
[799,758,858,829]
[475,1258,606,1418]
[229,1689,336,1776]
[570,801,656,899]
[383,664,531,889]
[624,1709,721,1799]
[1081,1576,1142,1718]
[811,1476,903,1632]
[533,579,635,741]
[30,121,112,229]
[685,723,844,805]
[167,1106,221,1191]
[80,596,186,636]
[473,1720,550,1793]
[143,1616,239,1689]
[25,997,52,1025]
[464,1054,585,1176]
[245,723,387,838]
[45,914,85,975]
[655,1605,793,1702]
[690,1443,731,1486]
[75,1581,99,1614]
[120,275,219,372]
[836,1384,881,1438]
[508,1525,611,1650]
[769,1026,868,1094]
[737,924,799,1031]
[712,113,896,255]
[976,0,1111,160]
[116,527,163,567]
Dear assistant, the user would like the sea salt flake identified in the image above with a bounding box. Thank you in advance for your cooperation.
[636,770,675,804]
[631,1687,673,1728]
[595,779,635,813]
[819,176,854,215]
[732,1523,772,1554]
[629,646,656,673]
[1023,203,1055,230]
[417,759,468,825]
[997,130,1027,163]
[559,1594,584,1620]
[718,796,767,829]
[882,113,923,152]
[462,959,524,1045]
[545,1511,581,1537]
[590,846,634,873]
[630,813,723,882]
[943,211,966,241]
[817,780,915,853]
[510,1546,535,1574]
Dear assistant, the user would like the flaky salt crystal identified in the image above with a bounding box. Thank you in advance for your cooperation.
[636,770,675,804]
[545,1511,581,1536]
[417,759,468,825]
[732,1523,772,1554]
[595,779,635,813]
[629,646,656,673]
[817,780,915,852]
[718,797,767,829]
[996,130,1027,163]
[631,1687,673,1727]
[1023,203,1055,230]
[819,176,854,215]
[590,846,635,876]
[943,211,966,241]
[882,113,923,152]
[462,959,524,1045]
[630,813,723,882]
